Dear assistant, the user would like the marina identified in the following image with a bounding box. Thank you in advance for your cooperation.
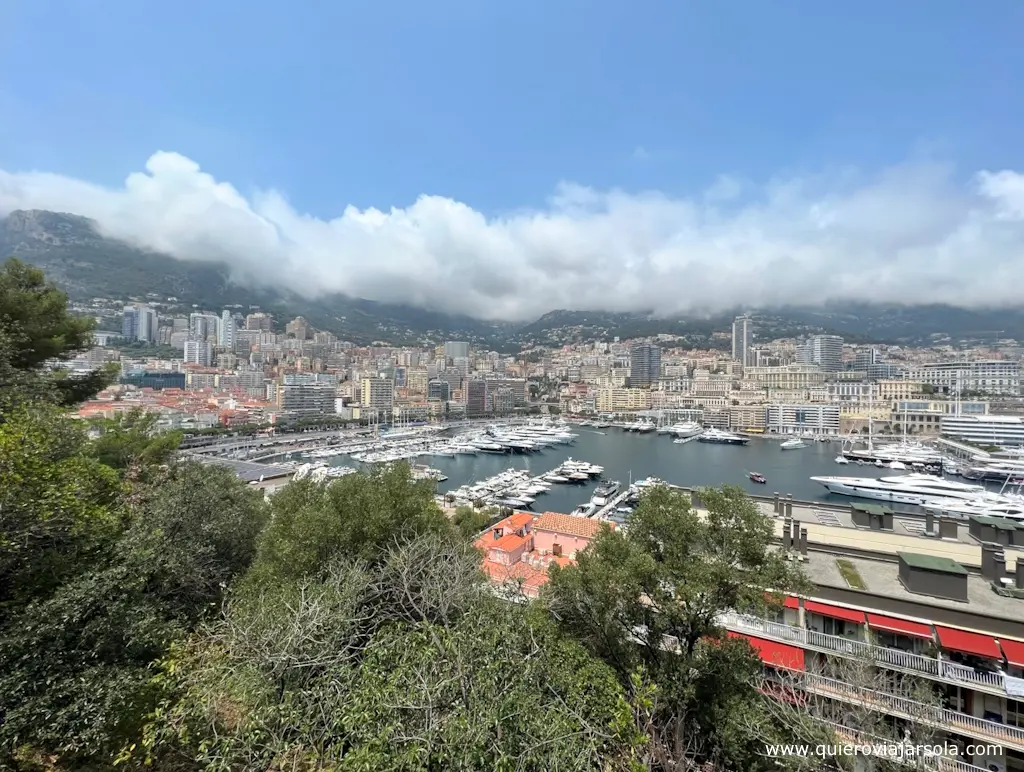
[253,418,1024,524]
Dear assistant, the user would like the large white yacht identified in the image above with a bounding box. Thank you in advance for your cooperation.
[809,473,992,505]
[921,497,1024,521]
[669,421,704,438]
[697,428,749,446]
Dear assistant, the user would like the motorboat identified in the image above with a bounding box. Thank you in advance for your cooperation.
[809,473,994,505]
[591,481,620,506]
[697,428,749,446]
[543,474,570,483]
[572,502,598,517]
[749,472,767,484]
[834,455,850,465]
[780,438,807,450]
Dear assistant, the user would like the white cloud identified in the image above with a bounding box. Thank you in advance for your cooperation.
[2,151,1024,321]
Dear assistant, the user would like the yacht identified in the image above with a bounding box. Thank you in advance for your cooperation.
[780,438,807,450]
[963,460,1024,482]
[634,420,656,434]
[669,421,704,438]
[697,428,749,446]
[572,502,598,518]
[922,497,1024,521]
[809,473,993,505]
[591,481,620,507]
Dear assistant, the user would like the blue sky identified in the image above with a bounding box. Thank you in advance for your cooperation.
[2,0,1022,216]
[2,1,1024,319]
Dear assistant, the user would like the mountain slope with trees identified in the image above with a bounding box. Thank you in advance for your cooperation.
[5,209,1024,348]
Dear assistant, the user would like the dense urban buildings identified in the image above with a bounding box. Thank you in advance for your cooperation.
[60,301,1024,447]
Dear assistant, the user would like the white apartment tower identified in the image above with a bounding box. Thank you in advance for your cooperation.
[219,310,236,348]
[183,340,213,367]
[796,334,844,372]
[731,315,751,366]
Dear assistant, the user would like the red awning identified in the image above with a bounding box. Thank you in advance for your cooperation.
[866,613,933,640]
[729,631,805,671]
[1000,639,1024,669]
[935,626,1002,660]
[804,601,866,625]
[764,592,800,609]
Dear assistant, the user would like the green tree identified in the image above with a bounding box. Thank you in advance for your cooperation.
[249,461,454,583]
[0,403,124,610]
[452,504,500,540]
[142,534,643,771]
[0,257,114,408]
[0,462,268,767]
[0,258,96,371]
[89,408,182,474]
[544,485,809,770]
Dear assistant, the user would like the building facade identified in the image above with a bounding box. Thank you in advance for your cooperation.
[629,342,662,388]
[766,403,841,435]
[941,415,1024,448]
[796,334,844,372]
[908,361,1022,397]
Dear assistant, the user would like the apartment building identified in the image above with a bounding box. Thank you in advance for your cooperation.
[629,343,662,388]
[879,379,924,401]
[596,387,653,413]
[766,403,841,435]
[796,334,844,372]
[360,376,394,415]
[746,365,827,390]
[714,494,1024,772]
[732,315,752,366]
[908,361,1022,397]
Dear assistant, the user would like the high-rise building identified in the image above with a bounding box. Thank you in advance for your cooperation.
[286,316,311,340]
[121,304,158,344]
[244,312,274,332]
[189,313,220,342]
[731,315,751,366]
[444,341,470,361]
[796,334,844,372]
[465,379,487,416]
[183,340,213,367]
[219,310,236,348]
[628,342,661,388]
[360,377,394,415]
[427,379,451,401]
[281,374,336,416]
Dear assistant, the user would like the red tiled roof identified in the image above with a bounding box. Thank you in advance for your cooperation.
[486,531,531,553]
[534,512,610,539]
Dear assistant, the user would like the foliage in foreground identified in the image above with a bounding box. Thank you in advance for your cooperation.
[142,534,643,771]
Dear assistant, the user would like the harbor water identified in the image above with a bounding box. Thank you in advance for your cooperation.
[395,429,906,515]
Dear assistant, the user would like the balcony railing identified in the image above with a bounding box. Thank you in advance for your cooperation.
[803,671,1024,752]
[720,612,1010,694]
[823,720,993,772]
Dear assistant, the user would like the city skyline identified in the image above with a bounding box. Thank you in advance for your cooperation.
[3,3,1024,319]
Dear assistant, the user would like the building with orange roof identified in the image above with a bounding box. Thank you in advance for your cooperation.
[474,511,613,598]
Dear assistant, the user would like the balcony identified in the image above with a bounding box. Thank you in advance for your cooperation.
[720,613,1010,695]
[824,720,993,772]
[802,671,1024,753]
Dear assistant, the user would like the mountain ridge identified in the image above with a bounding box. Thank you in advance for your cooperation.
[3,209,1024,348]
